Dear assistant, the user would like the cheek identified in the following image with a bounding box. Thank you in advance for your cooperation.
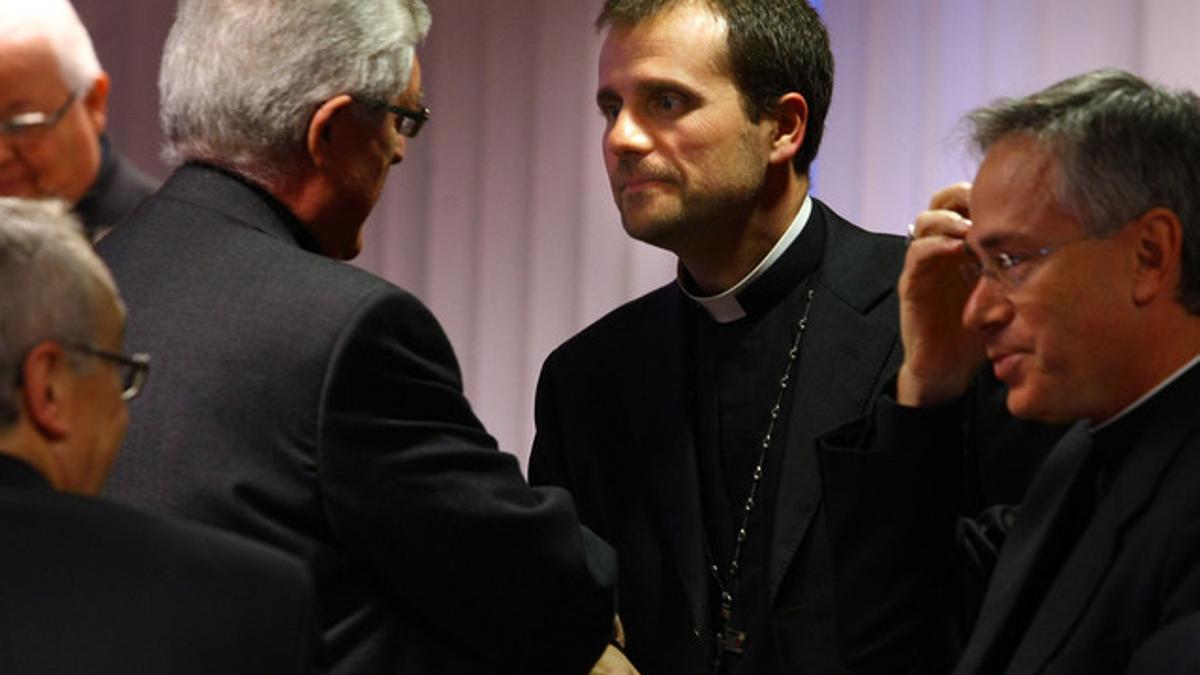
[1023,294,1106,382]
[37,124,101,198]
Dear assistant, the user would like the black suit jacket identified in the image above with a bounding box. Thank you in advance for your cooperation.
[0,456,314,675]
[96,163,616,675]
[1127,612,1200,674]
[530,201,906,673]
[819,362,1200,675]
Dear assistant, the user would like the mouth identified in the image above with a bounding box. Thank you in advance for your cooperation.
[989,349,1025,384]
[621,176,671,193]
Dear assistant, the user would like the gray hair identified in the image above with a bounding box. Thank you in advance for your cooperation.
[0,198,119,427]
[967,69,1200,313]
[160,0,432,187]
[0,0,104,92]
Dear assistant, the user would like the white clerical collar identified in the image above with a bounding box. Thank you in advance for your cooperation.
[679,195,813,324]
[1089,353,1200,433]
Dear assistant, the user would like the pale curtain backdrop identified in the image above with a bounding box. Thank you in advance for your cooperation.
[74,0,1200,469]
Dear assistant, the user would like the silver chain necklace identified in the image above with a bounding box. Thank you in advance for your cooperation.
[709,287,815,673]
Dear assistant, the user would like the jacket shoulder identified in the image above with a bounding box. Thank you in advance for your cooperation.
[548,282,680,365]
[816,200,906,317]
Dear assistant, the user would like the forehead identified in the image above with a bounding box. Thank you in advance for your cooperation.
[968,135,1081,249]
[0,38,67,111]
[598,3,732,92]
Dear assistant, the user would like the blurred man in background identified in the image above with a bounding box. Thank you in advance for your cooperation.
[0,0,157,240]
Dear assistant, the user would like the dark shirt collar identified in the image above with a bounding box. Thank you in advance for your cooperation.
[1089,355,1200,433]
[170,162,324,255]
[74,134,118,236]
[679,196,824,323]
[1088,355,1200,494]
[0,454,53,492]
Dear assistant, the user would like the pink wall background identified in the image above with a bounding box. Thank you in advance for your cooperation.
[72,0,1200,468]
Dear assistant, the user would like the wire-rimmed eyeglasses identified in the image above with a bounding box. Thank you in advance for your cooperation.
[66,343,151,402]
[960,236,1091,291]
[353,96,431,138]
[0,91,79,144]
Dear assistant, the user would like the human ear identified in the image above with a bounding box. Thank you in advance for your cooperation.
[767,92,808,166]
[82,73,111,133]
[20,342,71,440]
[1130,207,1183,306]
[305,94,356,169]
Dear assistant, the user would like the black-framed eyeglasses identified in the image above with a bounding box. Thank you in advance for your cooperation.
[0,90,79,141]
[353,97,431,138]
[960,236,1091,291]
[66,343,151,402]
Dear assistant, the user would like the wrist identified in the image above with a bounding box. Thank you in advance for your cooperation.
[896,363,969,407]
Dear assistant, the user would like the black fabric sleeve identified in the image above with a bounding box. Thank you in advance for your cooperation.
[316,287,616,675]
[818,386,1008,674]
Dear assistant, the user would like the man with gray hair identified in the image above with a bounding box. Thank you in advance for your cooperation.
[0,0,157,240]
[0,197,315,674]
[819,69,1200,674]
[96,1,617,674]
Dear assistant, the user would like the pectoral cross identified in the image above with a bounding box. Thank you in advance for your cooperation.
[710,604,748,674]
[716,625,748,654]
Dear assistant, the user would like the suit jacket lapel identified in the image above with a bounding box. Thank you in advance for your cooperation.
[628,289,711,630]
[954,423,1094,675]
[1005,366,1200,673]
[768,284,900,596]
[768,203,904,597]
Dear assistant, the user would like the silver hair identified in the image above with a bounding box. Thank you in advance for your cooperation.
[0,198,119,427]
[160,0,432,187]
[0,0,104,92]
[967,68,1200,313]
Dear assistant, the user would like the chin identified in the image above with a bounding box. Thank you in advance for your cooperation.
[316,224,366,260]
[621,211,685,248]
[331,243,363,261]
[1005,387,1074,424]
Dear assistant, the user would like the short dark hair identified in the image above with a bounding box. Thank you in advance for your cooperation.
[597,0,833,177]
[968,69,1200,314]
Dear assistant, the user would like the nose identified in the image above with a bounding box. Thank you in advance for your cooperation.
[962,275,1013,335]
[391,135,405,166]
[604,108,652,158]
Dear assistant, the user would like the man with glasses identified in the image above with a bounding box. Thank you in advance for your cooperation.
[819,69,1200,674]
[96,1,618,674]
[0,197,316,674]
[0,0,157,240]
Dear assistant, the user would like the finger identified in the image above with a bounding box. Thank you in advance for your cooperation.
[911,208,972,240]
[903,234,968,272]
[928,181,971,215]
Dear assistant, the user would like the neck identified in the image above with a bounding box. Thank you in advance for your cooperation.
[0,424,64,491]
[1097,309,1200,423]
[261,170,342,258]
[679,171,809,294]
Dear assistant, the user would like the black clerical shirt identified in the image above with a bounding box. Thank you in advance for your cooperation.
[685,206,824,672]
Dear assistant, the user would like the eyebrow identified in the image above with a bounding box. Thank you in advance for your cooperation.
[1,99,41,116]
[596,87,620,107]
[971,230,1045,253]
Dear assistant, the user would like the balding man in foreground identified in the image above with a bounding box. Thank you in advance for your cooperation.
[0,197,314,674]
